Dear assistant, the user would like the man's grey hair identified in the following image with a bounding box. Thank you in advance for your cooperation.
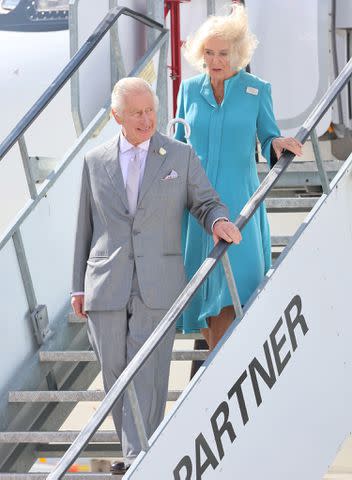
[111,77,159,116]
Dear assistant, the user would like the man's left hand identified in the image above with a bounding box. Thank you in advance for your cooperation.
[213,220,242,245]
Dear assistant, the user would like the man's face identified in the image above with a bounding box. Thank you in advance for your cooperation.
[113,91,157,145]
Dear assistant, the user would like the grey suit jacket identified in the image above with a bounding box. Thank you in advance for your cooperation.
[72,131,229,311]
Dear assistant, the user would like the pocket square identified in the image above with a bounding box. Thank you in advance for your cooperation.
[162,169,178,180]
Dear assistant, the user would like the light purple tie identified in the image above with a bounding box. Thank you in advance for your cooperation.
[126,148,141,215]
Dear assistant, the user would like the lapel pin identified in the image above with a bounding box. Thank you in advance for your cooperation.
[159,147,167,156]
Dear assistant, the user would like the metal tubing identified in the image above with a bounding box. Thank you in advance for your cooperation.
[331,0,344,126]
[0,6,167,160]
[0,27,167,251]
[46,55,352,480]
[156,38,169,133]
[12,230,37,312]
[69,0,84,135]
[302,58,352,134]
[310,129,331,193]
[207,0,216,15]
[147,0,168,132]
[0,108,108,251]
[128,31,169,78]
[18,136,37,200]
[109,0,126,87]
[126,382,150,453]
[221,253,244,319]
[169,1,182,116]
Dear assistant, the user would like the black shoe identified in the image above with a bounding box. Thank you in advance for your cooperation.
[110,461,130,475]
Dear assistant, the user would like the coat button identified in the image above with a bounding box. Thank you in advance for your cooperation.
[132,229,140,235]
[128,254,134,260]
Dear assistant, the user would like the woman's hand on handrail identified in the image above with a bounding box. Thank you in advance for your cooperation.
[272,136,303,159]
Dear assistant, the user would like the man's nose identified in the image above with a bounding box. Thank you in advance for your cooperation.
[140,112,150,124]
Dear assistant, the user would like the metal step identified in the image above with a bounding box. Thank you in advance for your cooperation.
[35,443,119,458]
[266,196,318,212]
[257,159,342,187]
[0,433,121,457]
[39,350,208,363]
[271,235,291,246]
[0,475,113,479]
[0,431,118,443]
[8,390,182,403]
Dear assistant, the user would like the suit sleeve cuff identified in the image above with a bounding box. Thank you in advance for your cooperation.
[211,217,229,232]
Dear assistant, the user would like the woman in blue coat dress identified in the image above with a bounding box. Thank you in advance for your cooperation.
[175,5,302,349]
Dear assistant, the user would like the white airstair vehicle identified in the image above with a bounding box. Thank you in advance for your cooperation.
[0,1,352,479]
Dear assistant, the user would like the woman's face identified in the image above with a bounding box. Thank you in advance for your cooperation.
[203,37,234,81]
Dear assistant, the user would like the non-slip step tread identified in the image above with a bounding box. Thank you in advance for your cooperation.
[257,159,343,173]
[0,475,113,479]
[36,443,120,457]
[39,350,208,362]
[266,196,318,206]
[266,196,319,211]
[271,235,291,246]
[0,431,119,443]
[9,390,181,402]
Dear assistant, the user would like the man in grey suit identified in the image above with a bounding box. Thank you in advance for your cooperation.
[71,77,241,474]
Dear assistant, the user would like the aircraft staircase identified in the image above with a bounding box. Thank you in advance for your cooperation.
[0,4,351,480]
[0,158,344,479]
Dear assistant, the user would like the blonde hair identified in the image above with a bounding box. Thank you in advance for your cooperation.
[111,77,159,115]
[183,4,258,72]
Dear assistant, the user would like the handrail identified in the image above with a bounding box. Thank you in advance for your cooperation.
[0,6,167,161]
[47,58,352,480]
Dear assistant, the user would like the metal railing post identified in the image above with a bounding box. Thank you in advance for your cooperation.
[12,229,50,344]
[126,381,150,453]
[221,253,244,320]
[69,0,84,135]
[156,39,169,132]
[310,129,331,194]
[18,136,37,200]
[147,0,168,132]
[12,229,37,312]
[207,0,216,16]
[109,0,126,87]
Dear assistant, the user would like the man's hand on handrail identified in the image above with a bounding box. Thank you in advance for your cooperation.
[213,219,242,245]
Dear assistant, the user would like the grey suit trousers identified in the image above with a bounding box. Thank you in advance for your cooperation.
[87,273,175,465]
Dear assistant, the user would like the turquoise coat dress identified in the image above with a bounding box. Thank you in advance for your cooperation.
[175,70,281,333]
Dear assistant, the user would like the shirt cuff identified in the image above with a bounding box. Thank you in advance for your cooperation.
[71,291,84,296]
[211,217,229,232]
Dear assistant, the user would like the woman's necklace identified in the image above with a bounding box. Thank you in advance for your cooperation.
[214,91,224,104]
[212,84,224,104]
